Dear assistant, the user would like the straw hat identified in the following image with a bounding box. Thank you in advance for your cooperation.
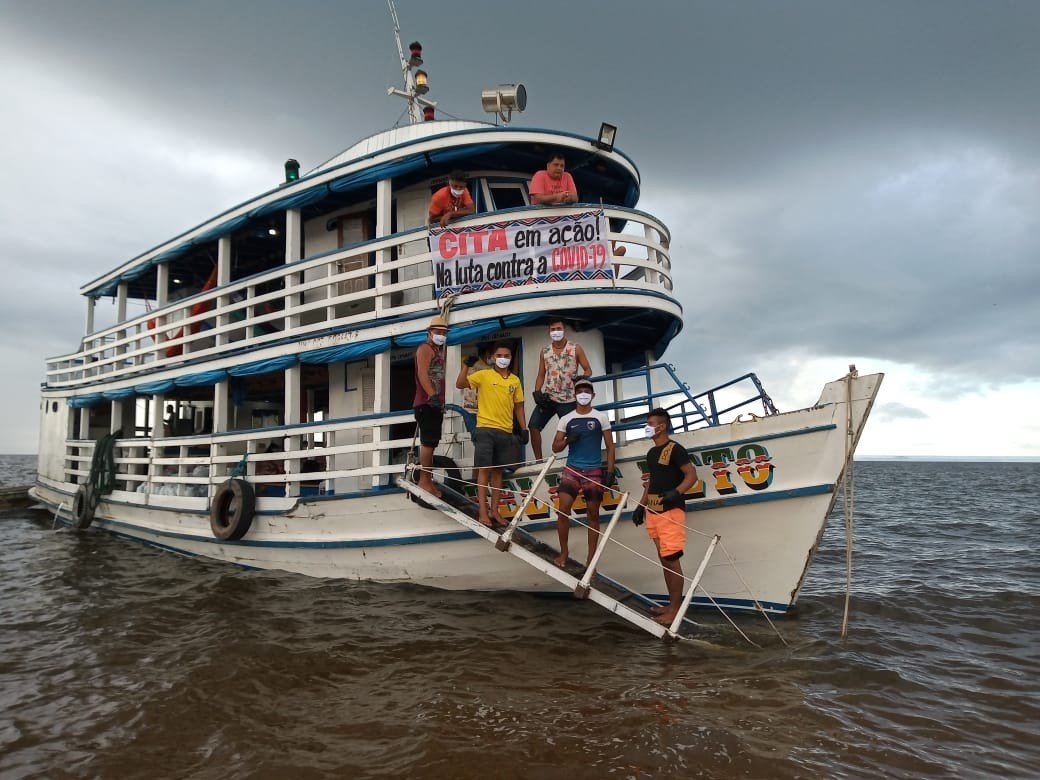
[429,315,449,329]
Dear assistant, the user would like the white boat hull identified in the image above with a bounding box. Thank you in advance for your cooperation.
[32,372,881,614]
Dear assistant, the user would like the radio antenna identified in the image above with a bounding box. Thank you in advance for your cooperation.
[386,0,436,124]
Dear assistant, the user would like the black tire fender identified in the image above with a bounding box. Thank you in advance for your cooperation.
[71,484,95,529]
[210,478,256,541]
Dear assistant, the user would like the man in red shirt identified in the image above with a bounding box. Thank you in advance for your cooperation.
[530,154,578,205]
[428,171,476,227]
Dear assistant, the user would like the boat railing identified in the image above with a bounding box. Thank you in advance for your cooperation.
[61,405,476,508]
[588,364,779,444]
[46,204,672,389]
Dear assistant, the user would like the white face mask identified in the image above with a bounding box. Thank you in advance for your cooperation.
[450,187,465,197]
[644,424,659,438]
[495,356,511,369]
[575,392,593,406]
[549,329,565,342]
[430,333,447,346]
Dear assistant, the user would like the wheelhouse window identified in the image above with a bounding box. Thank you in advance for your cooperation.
[484,181,529,210]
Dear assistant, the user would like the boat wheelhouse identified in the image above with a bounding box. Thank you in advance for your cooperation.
[32,29,882,631]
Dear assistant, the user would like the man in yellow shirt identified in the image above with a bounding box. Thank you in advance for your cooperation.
[456,343,529,529]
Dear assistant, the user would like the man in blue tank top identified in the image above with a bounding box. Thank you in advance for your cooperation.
[551,377,615,569]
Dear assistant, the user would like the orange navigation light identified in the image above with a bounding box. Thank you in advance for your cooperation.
[414,69,429,95]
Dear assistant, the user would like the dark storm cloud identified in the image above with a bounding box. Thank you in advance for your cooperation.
[1,0,1038,451]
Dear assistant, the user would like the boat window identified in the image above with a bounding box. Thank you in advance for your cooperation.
[487,182,529,211]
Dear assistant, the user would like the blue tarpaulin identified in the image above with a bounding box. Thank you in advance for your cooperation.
[299,337,392,365]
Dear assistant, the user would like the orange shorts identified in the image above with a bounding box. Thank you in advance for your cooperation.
[645,507,686,559]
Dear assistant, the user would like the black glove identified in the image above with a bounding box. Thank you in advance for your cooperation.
[661,489,684,511]
[464,354,479,367]
[427,394,442,410]
[632,505,645,526]
[565,429,582,445]
[533,390,552,409]
[517,429,530,446]
[604,470,618,488]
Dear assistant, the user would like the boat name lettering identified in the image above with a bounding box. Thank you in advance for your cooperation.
[298,331,360,350]
[638,443,776,498]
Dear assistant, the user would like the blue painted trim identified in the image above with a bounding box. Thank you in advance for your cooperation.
[47,480,832,550]
[689,424,837,453]
[686,483,833,511]
[608,424,838,467]
[55,286,682,395]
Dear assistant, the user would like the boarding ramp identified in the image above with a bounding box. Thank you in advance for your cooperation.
[396,456,719,641]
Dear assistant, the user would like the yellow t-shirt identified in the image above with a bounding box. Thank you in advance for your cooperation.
[467,369,523,432]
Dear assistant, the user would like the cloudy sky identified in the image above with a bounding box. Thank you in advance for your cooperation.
[1,0,1037,457]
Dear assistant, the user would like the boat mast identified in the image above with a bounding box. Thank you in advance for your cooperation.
[386,0,436,124]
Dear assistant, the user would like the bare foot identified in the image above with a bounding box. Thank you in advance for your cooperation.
[417,482,442,498]
[652,611,678,626]
[648,605,668,616]
[552,553,568,568]
[490,513,508,527]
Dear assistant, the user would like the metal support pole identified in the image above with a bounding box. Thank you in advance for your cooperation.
[495,456,556,552]
[667,534,720,638]
[574,492,628,598]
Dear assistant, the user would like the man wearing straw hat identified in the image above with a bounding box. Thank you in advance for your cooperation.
[413,315,449,496]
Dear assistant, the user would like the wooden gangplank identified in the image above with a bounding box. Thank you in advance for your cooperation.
[397,461,716,641]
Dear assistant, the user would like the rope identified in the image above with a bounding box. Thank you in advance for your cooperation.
[430,465,778,644]
[840,370,857,639]
[230,452,249,478]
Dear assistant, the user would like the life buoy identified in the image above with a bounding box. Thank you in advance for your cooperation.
[209,478,256,540]
[71,484,96,529]
[410,455,463,509]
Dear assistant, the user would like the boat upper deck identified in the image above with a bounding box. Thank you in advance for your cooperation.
[47,122,677,398]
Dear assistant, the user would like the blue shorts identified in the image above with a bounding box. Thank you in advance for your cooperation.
[529,400,577,431]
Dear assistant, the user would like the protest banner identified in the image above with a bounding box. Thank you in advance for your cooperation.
[428,210,613,298]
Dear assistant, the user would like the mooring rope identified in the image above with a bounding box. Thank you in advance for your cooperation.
[841,368,857,639]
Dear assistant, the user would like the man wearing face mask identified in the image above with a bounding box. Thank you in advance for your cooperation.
[456,343,528,530]
[551,378,614,569]
[530,319,591,461]
[632,408,698,625]
[413,315,449,497]
[428,171,476,228]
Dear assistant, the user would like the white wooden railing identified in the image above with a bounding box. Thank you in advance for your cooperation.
[63,407,476,507]
[46,205,672,388]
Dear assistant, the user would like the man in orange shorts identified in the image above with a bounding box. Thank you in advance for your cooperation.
[632,408,698,625]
